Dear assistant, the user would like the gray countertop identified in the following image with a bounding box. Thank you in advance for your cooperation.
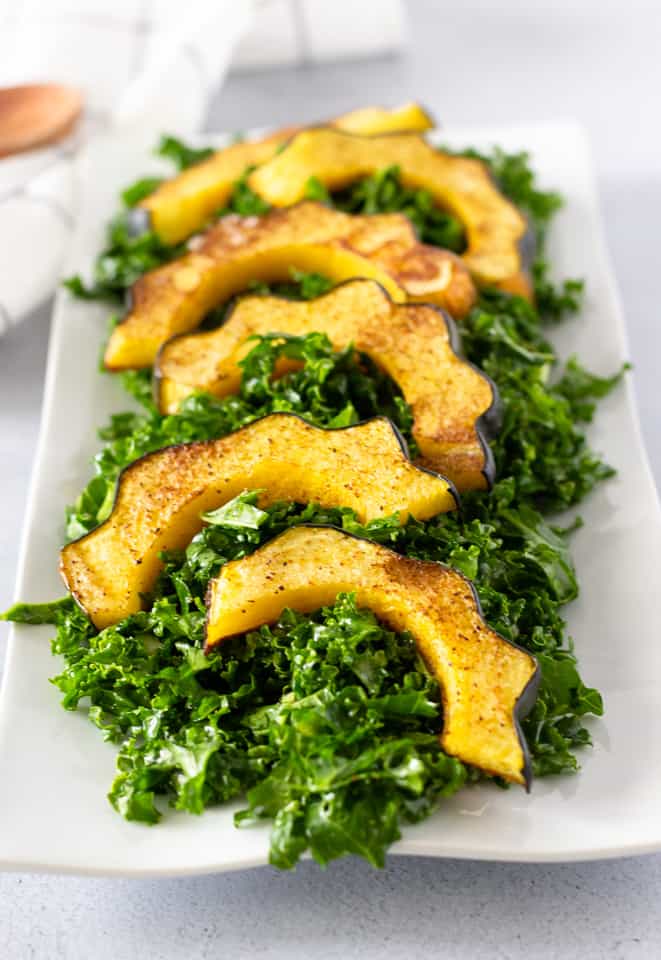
[1,1,660,956]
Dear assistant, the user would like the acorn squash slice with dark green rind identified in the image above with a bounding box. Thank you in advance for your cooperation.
[248,128,532,298]
[155,279,498,491]
[135,103,434,245]
[205,525,540,786]
[60,414,458,630]
[104,201,477,370]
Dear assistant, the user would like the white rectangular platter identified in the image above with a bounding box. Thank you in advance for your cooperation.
[1,122,660,876]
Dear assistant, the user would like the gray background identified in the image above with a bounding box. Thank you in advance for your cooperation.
[1,1,660,956]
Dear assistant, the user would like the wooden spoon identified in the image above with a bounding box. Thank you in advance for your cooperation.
[0,84,83,159]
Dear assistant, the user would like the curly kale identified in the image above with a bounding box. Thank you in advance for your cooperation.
[3,135,625,869]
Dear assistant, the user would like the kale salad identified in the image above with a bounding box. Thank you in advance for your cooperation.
[3,126,623,870]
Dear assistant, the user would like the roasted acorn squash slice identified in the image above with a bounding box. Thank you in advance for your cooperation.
[135,103,433,245]
[104,202,476,370]
[248,128,532,298]
[60,415,457,630]
[155,279,498,491]
[205,525,540,786]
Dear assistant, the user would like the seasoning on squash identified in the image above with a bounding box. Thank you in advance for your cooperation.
[248,128,532,298]
[60,414,458,630]
[136,103,434,245]
[155,279,499,491]
[105,202,476,370]
[205,525,540,786]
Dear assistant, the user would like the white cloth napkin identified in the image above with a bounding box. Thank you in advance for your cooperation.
[233,0,406,71]
[0,0,406,334]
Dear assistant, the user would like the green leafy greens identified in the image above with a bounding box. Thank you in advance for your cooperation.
[155,135,215,172]
[62,133,214,301]
[62,214,183,303]
[4,135,625,869]
[65,327,414,543]
[304,167,467,252]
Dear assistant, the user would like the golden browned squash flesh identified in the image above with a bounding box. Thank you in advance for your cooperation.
[138,103,434,245]
[205,526,540,786]
[155,279,498,491]
[60,414,457,630]
[326,102,433,135]
[104,202,477,370]
[248,128,532,298]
